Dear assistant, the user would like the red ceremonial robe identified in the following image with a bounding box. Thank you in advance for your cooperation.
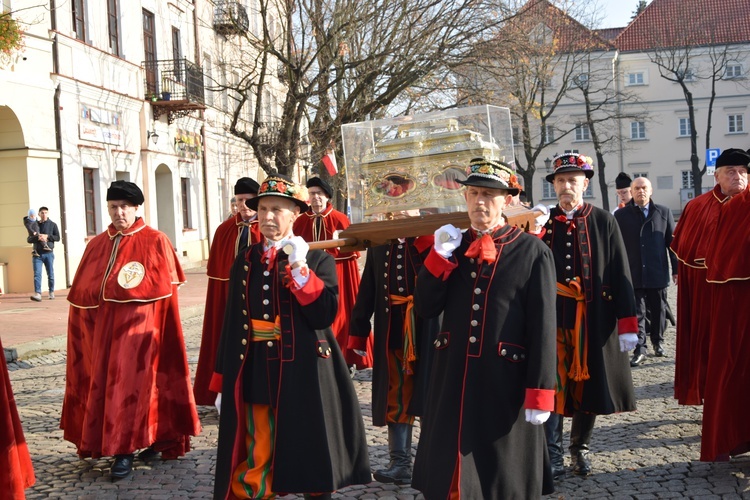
[701,187,750,461]
[1,337,35,496]
[670,185,729,405]
[193,214,261,404]
[61,218,201,459]
[293,203,373,368]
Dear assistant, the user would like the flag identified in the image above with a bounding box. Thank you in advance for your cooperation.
[322,151,338,176]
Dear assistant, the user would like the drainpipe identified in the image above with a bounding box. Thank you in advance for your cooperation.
[51,0,71,287]
[194,0,212,253]
[613,49,624,174]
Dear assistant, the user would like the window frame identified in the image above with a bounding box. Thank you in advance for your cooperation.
[728,114,745,134]
[72,0,86,41]
[574,123,590,142]
[107,0,119,55]
[630,121,646,140]
[678,118,692,137]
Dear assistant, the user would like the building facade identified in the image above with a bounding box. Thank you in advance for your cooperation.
[0,0,282,293]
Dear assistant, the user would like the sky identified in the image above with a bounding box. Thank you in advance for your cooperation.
[595,0,645,29]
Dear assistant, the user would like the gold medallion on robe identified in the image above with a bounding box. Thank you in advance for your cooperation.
[117,261,146,289]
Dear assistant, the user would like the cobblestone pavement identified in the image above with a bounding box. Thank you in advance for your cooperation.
[8,286,750,499]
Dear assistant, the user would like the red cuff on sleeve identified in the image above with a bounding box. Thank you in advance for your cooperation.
[209,372,223,394]
[414,235,435,253]
[618,317,639,335]
[424,249,458,281]
[524,388,555,411]
[347,335,369,350]
[290,270,325,306]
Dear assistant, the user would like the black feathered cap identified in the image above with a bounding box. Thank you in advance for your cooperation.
[106,180,144,205]
[246,173,309,211]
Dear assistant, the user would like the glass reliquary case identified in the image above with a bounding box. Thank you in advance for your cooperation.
[341,105,515,224]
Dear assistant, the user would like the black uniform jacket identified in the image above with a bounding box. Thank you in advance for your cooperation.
[614,200,678,289]
[212,243,371,498]
[542,203,638,415]
[413,225,557,500]
[349,237,439,426]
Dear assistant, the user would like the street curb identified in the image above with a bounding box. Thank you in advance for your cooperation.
[6,302,206,361]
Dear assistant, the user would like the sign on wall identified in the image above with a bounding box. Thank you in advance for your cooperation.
[79,104,123,146]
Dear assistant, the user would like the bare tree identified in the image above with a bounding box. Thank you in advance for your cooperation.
[568,52,645,210]
[456,0,615,205]
[212,0,503,199]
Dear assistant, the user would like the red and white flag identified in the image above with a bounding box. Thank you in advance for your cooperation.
[321,151,338,176]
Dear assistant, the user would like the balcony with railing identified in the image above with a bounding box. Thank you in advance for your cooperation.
[143,58,206,124]
[214,1,250,36]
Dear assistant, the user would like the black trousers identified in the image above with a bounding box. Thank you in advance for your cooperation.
[634,287,667,354]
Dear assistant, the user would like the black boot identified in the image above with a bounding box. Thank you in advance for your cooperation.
[543,413,565,479]
[303,495,332,500]
[569,412,596,476]
[373,423,413,485]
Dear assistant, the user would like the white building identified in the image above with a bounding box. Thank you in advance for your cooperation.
[0,0,282,293]
[504,0,750,214]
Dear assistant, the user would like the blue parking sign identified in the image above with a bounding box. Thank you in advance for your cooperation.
[706,148,721,167]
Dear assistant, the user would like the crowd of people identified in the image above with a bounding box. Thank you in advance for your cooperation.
[3,146,749,498]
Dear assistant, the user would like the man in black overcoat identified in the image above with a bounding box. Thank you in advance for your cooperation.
[412,157,557,499]
[541,153,639,479]
[349,226,439,485]
[210,174,371,499]
[614,176,678,366]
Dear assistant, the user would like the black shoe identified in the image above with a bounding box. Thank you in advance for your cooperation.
[137,446,160,462]
[654,344,666,357]
[630,353,646,367]
[571,451,592,476]
[551,462,566,480]
[110,454,134,479]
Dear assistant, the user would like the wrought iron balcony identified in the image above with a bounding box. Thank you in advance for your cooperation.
[143,58,206,124]
[214,1,250,36]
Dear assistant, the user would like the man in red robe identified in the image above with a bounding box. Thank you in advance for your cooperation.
[193,177,260,405]
[61,181,201,479]
[1,336,35,496]
[700,150,750,461]
[293,176,373,370]
[670,148,749,406]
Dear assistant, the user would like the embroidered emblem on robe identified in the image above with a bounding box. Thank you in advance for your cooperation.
[118,261,145,289]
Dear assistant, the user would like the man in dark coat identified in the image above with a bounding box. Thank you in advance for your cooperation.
[349,227,438,485]
[541,153,638,479]
[615,177,678,367]
[294,176,373,371]
[194,177,261,405]
[210,174,371,499]
[412,157,557,499]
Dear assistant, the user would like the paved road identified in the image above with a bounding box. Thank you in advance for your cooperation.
[8,287,750,499]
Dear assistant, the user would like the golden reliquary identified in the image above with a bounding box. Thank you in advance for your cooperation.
[341,105,516,224]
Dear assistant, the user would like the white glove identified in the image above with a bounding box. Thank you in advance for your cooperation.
[525,409,550,425]
[283,236,309,266]
[619,333,639,352]
[532,204,550,227]
[215,393,222,415]
[434,224,462,258]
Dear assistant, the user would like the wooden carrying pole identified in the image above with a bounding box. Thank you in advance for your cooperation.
[302,206,542,253]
